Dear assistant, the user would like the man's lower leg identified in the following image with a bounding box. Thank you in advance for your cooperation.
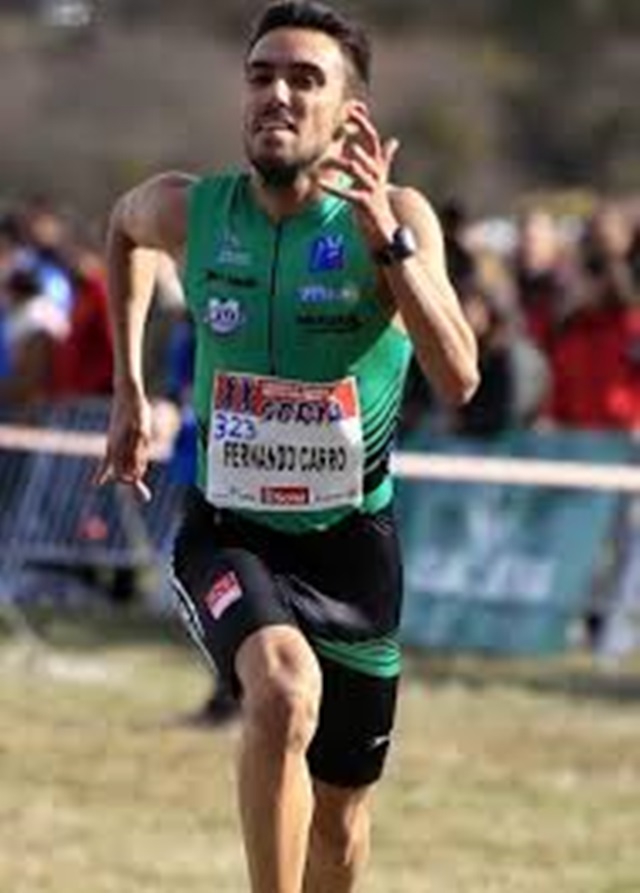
[303,782,372,893]
[238,713,315,893]
[236,627,322,893]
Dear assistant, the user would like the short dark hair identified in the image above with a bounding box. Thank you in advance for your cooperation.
[247,1,371,89]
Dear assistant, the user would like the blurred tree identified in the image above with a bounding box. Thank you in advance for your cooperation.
[493,0,639,190]
[0,0,637,212]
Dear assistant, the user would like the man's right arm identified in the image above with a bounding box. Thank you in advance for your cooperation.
[96,172,196,497]
[107,171,195,390]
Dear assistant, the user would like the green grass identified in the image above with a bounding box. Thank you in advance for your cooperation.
[1,607,640,892]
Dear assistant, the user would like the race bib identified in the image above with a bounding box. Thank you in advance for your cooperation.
[207,372,364,511]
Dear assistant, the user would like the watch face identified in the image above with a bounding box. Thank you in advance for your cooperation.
[394,226,417,259]
[373,226,417,265]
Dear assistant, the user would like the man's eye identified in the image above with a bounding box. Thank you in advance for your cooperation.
[248,71,272,87]
[290,72,318,91]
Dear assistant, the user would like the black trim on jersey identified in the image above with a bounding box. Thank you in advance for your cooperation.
[363,460,389,495]
[196,416,209,450]
[364,413,400,469]
[363,431,396,494]
[361,377,403,435]
[364,410,399,458]
[268,222,285,375]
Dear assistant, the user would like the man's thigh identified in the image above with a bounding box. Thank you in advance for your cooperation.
[306,652,400,788]
[171,500,297,688]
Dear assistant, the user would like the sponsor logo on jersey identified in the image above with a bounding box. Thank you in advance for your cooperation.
[309,234,345,272]
[214,231,252,267]
[296,312,363,333]
[204,268,258,289]
[204,297,245,335]
[204,571,243,620]
[297,282,360,304]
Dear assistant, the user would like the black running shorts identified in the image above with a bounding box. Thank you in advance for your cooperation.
[171,487,404,787]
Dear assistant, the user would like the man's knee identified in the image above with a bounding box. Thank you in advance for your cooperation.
[238,627,322,755]
[252,678,320,754]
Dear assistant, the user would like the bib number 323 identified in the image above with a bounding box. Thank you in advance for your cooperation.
[206,372,364,511]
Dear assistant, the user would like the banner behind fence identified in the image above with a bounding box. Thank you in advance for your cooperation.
[398,430,634,656]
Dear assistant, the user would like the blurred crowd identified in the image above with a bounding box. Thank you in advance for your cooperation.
[1,193,640,444]
[403,196,640,440]
[0,197,113,412]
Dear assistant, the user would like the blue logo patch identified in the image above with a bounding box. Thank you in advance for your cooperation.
[309,235,345,272]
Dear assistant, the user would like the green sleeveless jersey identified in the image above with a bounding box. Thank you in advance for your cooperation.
[182,170,412,533]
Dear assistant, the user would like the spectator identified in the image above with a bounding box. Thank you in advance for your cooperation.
[512,208,568,353]
[51,239,113,398]
[581,202,636,305]
[19,196,75,319]
[0,267,68,406]
[546,251,640,429]
[452,287,514,437]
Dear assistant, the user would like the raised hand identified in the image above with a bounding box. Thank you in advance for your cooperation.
[317,102,400,244]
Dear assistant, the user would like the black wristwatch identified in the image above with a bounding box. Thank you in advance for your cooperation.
[372,225,418,266]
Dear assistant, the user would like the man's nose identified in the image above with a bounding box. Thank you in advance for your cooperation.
[267,76,292,105]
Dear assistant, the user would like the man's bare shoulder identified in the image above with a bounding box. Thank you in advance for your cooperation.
[122,170,198,220]
[115,171,199,256]
[143,170,199,198]
[387,185,440,228]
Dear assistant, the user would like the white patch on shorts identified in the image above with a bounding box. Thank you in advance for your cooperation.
[205,571,243,620]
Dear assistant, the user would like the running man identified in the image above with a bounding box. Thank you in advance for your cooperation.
[96,3,479,891]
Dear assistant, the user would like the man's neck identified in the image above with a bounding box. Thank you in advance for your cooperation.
[249,169,327,222]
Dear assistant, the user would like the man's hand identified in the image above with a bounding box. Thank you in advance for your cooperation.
[317,103,400,247]
[94,385,153,501]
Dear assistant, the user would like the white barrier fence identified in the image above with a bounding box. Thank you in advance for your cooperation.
[1,408,639,659]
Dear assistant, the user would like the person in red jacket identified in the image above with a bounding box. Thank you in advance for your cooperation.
[547,251,640,429]
[51,242,113,398]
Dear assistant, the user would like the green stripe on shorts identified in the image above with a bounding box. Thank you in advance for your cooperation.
[311,634,401,679]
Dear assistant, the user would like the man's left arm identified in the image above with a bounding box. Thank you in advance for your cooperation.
[376,186,480,405]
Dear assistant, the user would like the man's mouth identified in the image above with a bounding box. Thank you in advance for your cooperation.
[255,117,297,134]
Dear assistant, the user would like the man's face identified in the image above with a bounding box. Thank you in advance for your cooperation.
[243,27,353,187]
